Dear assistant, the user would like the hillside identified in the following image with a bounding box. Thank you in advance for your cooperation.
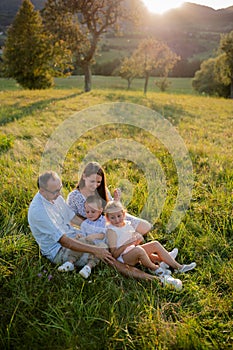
[0,0,45,29]
[1,1,233,63]
[0,84,233,349]
[144,3,233,59]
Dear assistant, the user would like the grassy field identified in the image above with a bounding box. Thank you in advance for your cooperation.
[0,77,232,349]
[0,75,195,94]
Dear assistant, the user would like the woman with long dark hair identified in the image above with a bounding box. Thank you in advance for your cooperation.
[67,161,152,235]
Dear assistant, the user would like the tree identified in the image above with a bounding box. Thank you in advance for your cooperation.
[218,31,233,98]
[43,0,142,92]
[119,56,141,89]
[132,38,180,94]
[192,58,219,95]
[3,0,66,89]
[118,38,179,93]
[154,78,171,92]
[192,30,233,98]
[192,57,230,97]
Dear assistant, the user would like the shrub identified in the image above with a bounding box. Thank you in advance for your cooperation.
[0,133,14,152]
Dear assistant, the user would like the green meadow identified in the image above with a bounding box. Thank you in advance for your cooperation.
[0,75,195,94]
[0,76,232,349]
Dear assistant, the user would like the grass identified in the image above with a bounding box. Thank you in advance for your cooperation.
[0,77,233,349]
[0,75,195,94]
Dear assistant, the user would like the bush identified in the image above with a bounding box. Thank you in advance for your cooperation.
[0,133,14,152]
[93,59,121,76]
[192,57,230,97]
[16,72,54,90]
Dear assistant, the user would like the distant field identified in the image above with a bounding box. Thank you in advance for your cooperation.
[0,76,195,95]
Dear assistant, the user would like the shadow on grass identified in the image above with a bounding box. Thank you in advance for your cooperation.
[0,91,84,126]
[102,92,195,126]
[146,101,197,126]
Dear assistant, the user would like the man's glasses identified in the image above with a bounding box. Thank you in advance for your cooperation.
[43,185,63,195]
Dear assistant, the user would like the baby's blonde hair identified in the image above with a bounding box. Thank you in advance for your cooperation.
[86,195,103,209]
[104,200,125,214]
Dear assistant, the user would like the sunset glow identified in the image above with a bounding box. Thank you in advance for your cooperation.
[142,0,184,14]
[142,0,233,14]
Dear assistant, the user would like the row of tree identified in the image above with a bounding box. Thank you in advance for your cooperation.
[1,0,233,97]
[118,38,179,93]
[92,58,201,79]
[0,0,183,94]
[2,0,143,91]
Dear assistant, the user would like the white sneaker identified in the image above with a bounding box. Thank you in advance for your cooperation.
[79,265,91,279]
[152,267,171,277]
[160,248,179,270]
[58,261,74,272]
[176,262,196,273]
[170,247,178,259]
[160,275,182,291]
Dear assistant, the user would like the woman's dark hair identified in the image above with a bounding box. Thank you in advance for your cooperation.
[77,162,109,204]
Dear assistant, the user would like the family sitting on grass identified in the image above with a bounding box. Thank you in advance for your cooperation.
[28,162,196,291]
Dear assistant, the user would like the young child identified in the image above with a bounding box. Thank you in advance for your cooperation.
[105,201,196,290]
[79,195,106,245]
[58,195,107,279]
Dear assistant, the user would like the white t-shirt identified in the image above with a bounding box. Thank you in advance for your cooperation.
[28,192,78,262]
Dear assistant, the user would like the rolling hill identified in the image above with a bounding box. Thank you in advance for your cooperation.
[0,1,233,63]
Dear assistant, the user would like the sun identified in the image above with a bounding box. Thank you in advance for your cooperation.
[142,0,184,14]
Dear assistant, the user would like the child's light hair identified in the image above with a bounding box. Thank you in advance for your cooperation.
[104,200,125,214]
[85,195,103,211]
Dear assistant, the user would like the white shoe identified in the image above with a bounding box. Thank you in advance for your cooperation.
[160,275,182,291]
[170,247,178,259]
[160,248,179,270]
[79,265,91,279]
[176,262,196,273]
[58,261,74,272]
[152,267,171,277]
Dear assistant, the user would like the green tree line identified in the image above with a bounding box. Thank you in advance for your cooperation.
[1,0,233,97]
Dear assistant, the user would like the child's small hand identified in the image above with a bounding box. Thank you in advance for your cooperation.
[85,236,94,242]
[134,233,144,245]
[113,188,121,201]
[124,233,143,246]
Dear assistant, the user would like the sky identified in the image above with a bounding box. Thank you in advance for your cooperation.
[142,0,233,14]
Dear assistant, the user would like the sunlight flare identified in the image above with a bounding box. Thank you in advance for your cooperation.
[142,0,184,14]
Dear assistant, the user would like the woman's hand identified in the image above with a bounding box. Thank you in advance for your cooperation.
[113,188,121,201]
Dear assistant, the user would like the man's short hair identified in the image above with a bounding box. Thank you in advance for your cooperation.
[37,171,59,189]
